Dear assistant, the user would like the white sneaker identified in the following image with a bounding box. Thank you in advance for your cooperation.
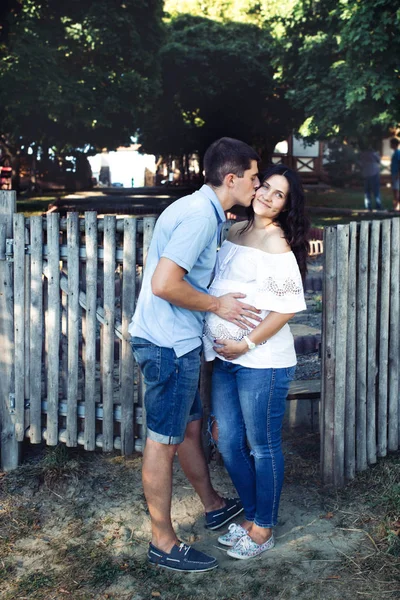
[217,523,247,547]
[227,533,275,560]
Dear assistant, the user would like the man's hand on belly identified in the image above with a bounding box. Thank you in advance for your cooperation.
[212,293,262,330]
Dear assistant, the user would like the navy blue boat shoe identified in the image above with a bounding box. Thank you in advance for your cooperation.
[147,541,218,573]
[205,497,244,530]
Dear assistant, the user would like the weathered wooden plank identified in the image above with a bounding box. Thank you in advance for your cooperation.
[102,216,116,452]
[120,218,136,455]
[37,216,143,234]
[377,219,391,457]
[388,218,399,451]
[0,191,19,470]
[66,213,80,446]
[84,212,98,451]
[29,216,43,444]
[334,224,349,486]
[139,217,156,444]
[356,220,369,471]
[13,214,26,442]
[366,220,380,465]
[345,221,357,480]
[321,226,336,485]
[24,224,30,403]
[46,213,61,446]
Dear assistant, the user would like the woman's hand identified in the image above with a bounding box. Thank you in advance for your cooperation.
[213,338,248,361]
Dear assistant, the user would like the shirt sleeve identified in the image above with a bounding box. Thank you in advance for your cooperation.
[161,215,216,273]
[255,252,307,313]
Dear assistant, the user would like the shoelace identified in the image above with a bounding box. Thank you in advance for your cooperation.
[227,523,244,534]
[238,535,254,550]
[179,542,191,556]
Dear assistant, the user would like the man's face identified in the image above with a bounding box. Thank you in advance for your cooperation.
[233,160,260,207]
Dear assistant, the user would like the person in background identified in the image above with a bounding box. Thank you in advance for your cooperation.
[0,154,13,190]
[129,137,261,572]
[358,147,382,211]
[390,138,400,211]
[203,164,309,560]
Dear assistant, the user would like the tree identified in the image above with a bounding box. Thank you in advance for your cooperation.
[0,0,164,157]
[139,14,302,167]
[281,0,400,144]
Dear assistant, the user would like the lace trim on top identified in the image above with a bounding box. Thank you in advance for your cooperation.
[258,276,303,297]
[203,321,267,345]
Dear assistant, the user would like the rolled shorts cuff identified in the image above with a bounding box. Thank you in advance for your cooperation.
[187,411,202,424]
[146,426,185,445]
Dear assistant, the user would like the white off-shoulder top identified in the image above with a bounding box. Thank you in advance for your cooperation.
[203,241,307,368]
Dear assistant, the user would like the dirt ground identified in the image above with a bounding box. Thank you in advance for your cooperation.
[1,432,399,600]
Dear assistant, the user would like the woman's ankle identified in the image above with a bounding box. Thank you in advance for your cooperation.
[248,524,273,545]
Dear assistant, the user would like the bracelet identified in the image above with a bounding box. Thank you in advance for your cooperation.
[243,335,256,351]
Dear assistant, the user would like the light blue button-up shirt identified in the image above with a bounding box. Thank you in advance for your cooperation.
[129,185,226,357]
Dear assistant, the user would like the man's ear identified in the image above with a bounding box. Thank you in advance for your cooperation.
[223,173,235,188]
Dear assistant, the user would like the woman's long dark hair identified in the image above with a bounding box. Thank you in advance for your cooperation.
[241,163,310,280]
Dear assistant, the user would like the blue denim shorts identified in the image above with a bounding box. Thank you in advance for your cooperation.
[130,337,203,444]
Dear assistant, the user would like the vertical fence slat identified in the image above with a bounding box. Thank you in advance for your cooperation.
[24,225,30,405]
[334,225,349,486]
[139,217,156,445]
[356,220,369,471]
[46,213,60,446]
[84,212,98,451]
[13,214,26,441]
[120,217,136,455]
[388,218,399,451]
[345,222,357,479]
[377,219,391,457]
[102,215,116,452]
[29,216,43,444]
[321,226,337,485]
[0,191,18,470]
[366,220,380,464]
[66,213,79,446]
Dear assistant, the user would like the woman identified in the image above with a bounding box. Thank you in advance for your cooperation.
[203,164,309,560]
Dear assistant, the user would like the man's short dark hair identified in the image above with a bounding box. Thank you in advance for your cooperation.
[390,138,399,148]
[204,137,260,187]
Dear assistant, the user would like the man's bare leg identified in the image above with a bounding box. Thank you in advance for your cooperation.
[177,419,225,512]
[142,438,179,552]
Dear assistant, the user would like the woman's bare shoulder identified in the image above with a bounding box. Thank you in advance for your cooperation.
[264,227,291,254]
[227,221,248,242]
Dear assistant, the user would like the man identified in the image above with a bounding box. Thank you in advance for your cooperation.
[390,138,400,211]
[129,137,261,572]
[358,147,382,210]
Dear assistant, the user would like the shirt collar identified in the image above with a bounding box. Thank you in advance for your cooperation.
[199,184,226,224]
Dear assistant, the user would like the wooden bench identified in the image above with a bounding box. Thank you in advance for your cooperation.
[285,379,321,432]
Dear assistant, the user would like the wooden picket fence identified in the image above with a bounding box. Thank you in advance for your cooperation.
[1,190,400,487]
[321,217,400,486]
[0,191,155,468]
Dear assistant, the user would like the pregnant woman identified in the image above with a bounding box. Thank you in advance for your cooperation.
[203,164,309,560]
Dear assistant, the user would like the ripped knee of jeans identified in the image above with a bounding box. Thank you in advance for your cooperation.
[207,415,219,446]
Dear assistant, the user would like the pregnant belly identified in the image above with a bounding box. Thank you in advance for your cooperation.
[204,314,249,343]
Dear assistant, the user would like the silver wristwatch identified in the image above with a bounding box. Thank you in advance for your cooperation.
[243,335,256,350]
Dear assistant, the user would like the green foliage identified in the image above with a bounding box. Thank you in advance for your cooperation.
[282,0,400,142]
[139,14,302,164]
[0,0,164,154]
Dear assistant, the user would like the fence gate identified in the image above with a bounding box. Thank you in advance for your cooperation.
[0,191,155,469]
[321,218,400,486]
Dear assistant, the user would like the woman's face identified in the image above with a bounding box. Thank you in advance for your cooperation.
[253,174,289,219]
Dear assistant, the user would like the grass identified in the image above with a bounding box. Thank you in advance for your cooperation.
[16,185,399,226]
[305,185,397,228]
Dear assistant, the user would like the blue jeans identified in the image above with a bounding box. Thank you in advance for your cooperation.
[364,174,381,210]
[211,359,295,527]
[130,337,202,444]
